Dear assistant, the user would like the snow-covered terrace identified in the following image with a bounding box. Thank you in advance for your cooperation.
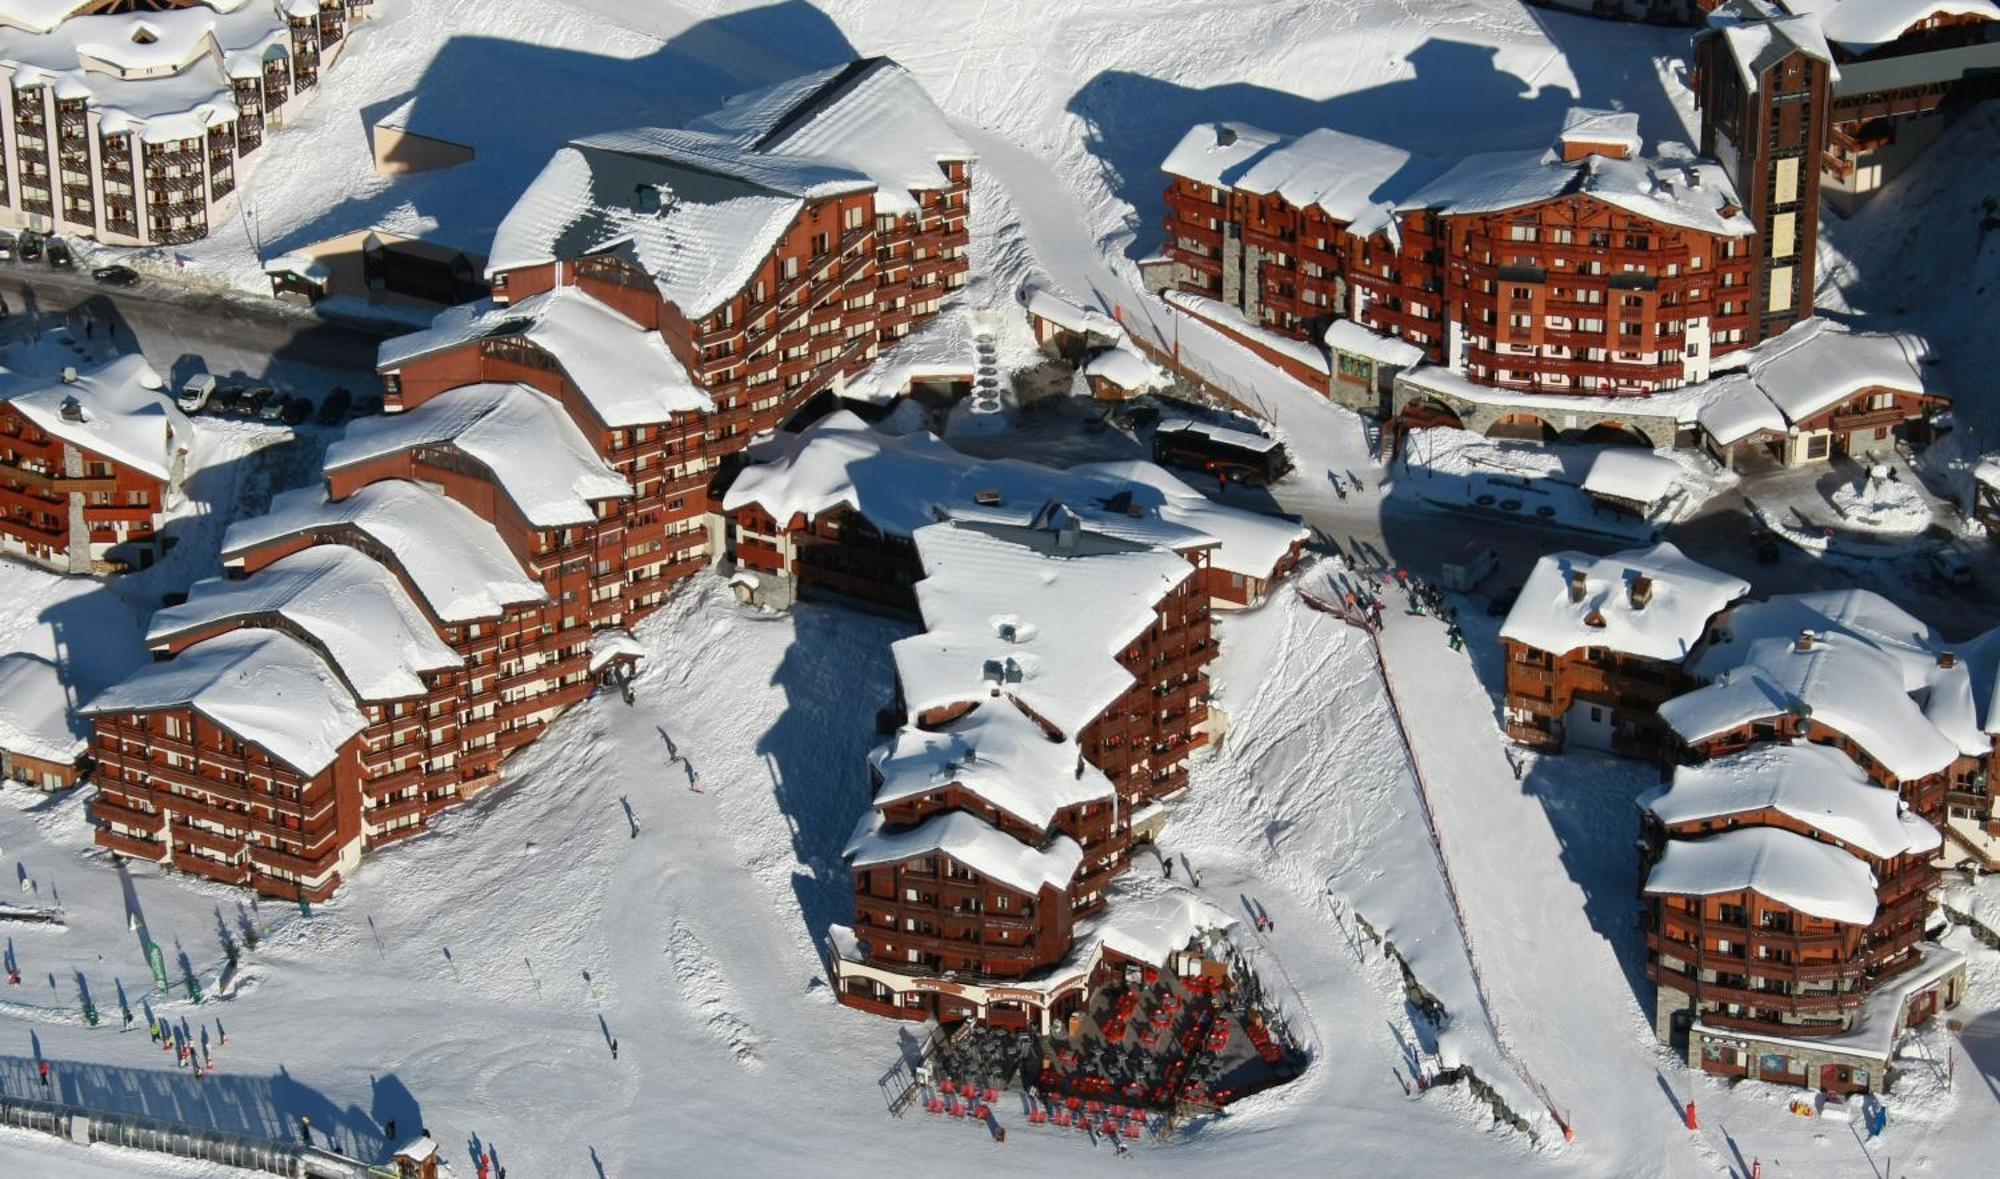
[1640,742,1942,862]
[376,287,713,425]
[0,651,84,766]
[325,382,631,529]
[1499,542,1750,661]
[870,698,1115,834]
[1644,825,1880,926]
[221,481,548,626]
[148,546,461,704]
[82,628,365,778]
[1,353,192,482]
[894,520,1194,737]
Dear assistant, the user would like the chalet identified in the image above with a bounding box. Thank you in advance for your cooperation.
[0,652,86,789]
[1499,543,1750,752]
[0,0,373,246]
[1640,742,1963,1092]
[1023,286,1123,363]
[0,355,191,573]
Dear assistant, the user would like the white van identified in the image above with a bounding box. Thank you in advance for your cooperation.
[177,374,217,414]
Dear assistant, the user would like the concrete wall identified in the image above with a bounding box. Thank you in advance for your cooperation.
[1391,375,1680,449]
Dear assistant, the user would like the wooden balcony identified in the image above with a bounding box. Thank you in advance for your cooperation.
[96,827,166,861]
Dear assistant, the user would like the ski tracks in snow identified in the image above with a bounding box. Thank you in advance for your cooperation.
[664,918,761,1068]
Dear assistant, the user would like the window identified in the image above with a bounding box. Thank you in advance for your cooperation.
[1774,156,1800,205]
[1766,265,1793,312]
[1771,212,1796,259]
[1508,224,1538,242]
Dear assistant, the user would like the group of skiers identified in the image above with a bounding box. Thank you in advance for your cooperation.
[149,1013,227,1080]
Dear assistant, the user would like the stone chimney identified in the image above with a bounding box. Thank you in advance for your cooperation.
[1939,650,1958,670]
[1796,629,1816,653]
[1568,570,1588,603]
[1629,575,1653,611]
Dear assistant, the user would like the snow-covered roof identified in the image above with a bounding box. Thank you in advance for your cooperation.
[1323,318,1425,367]
[149,547,461,703]
[0,652,85,765]
[326,382,631,528]
[722,411,1305,581]
[491,58,961,315]
[1397,144,1752,238]
[588,628,645,674]
[1023,285,1122,340]
[221,481,547,626]
[1780,0,1999,52]
[702,57,973,218]
[894,520,1195,736]
[871,699,1115,833]
[1640,742,1941,860]
[1092,891,1236,968]
[845,807,1083,896]
[377,288,712,426]
[1698,318,1940,434]
[1717,15,1839,96]
[1976,456,2000,491]
[1558,107,1642,156]
[1,353,191,481]
[1499,543,1749,660]
[391,1137,439,1163]
[261,254,331,282]
[1644,826,1879,925]
[1155,415,1283,454]
[1164,289,1331,376]
[1582,448,1683,506]
[84,629,365,778]
[1081,344,1168,391]
[0,1,302,142]
[1163,122,1435,238]
[1661,631,1965,780]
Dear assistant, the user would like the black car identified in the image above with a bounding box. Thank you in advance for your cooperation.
[208,385,243,415]
[92,264,138,287]
[240,387,276,418]
[17,233,42,262]
[279,396,311,426]
[316,385,352,425]
[45,239,74,269]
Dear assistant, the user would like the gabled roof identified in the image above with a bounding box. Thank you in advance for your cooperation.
[221,481,547,626]
[871,700,1115,834]
[1645,825,1879,925]
[326,382,631,529]
[844,807,1083,896]
[1640,742,1941,860]
[1697,318,1940,439]
[0,652,85,765]
[1398,145,1752,237]
[149,546,461,703]
[1715,13,1839,94]
[83,629,365,779]
[1,353,191,481]
[377,287,712,425]
[1162,121,1434,239]
[1500,543,1750,662]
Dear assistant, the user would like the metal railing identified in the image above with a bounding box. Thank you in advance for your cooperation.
[0,1092,379,1178]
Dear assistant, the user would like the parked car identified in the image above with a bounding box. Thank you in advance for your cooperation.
[16,232,42,262]
[206,385,242,415]
[316,385,352,425]
[257,390,290,422]
[0,230,16,260]
[91,264,138,287]
[240,387,276,418]
[45,238,74,269]
[177,374,217,414]
[279,395,311,426]
[1930,547,1974,588]
[1440,542,1498,593]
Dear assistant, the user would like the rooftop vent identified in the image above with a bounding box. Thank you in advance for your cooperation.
[998,622,1018,643]
[58,395,84,423]
[1568,569,1588,604]
[60,365,77,384]
[1939,650,1958,670]
[973,488,1001,507]
[1796,629,1817,653]
[1629,575,1653,611]
[632,185,661,215]
[1216,126,1238,148]
[1584,609,1606,629]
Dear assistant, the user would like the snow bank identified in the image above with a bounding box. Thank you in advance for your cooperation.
[1644,826,1880,926]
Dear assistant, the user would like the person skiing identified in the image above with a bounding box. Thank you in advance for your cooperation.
[301,1116,313,1147]
[610,1038,619,1060]
[38,1060,49,1087]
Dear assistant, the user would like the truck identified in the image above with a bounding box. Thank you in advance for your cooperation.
[1440,542,1498,593]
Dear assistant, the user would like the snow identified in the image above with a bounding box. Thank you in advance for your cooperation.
[1156,413,1284,453]
[1557,107,1642,156]
[1706,317,1939,428]
[0,651,85,766]
[1781,0,2000,51]
[1164,290,1332,376]
[1178,122,1438,235]
[220,480,548,625]
[81,627,365,777]
[1399,142,1752,238]
[2,354,191,483]
[1021,285,1121,340]
[1695,940,1966,1064]
[869,698,1115,833]
[1639,742,1941,861]
[587,627,644,674]
[1644,825,1880,926]
[1828,467,1933,534]
[894,520,1194,736]
[1499,542,1750,661]
[149,546,462,704]
[1695,372,1789,445]
[260,254,332,283]
[1323,318,1425,367]
[377,287,714,425]
[1080,343,1167,391]
[0,3,96,35]
[1717,15,1839,96]
[844,807,1084,897]
[325,381,631,528]
[1582,448,1684,507]
[1093,891,1235,969]
[1661,632,1965,781]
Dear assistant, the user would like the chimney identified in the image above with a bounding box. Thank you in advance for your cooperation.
[1216,125,1238,148]
[1796,629,1816,653]
[58,395,85,423]
[1629,575,1653,611]
[973,488,1001,507]
[1939,651,1958,670]
[1568,570,1588,604]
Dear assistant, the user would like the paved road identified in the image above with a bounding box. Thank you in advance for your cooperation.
[0,261,394,389]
